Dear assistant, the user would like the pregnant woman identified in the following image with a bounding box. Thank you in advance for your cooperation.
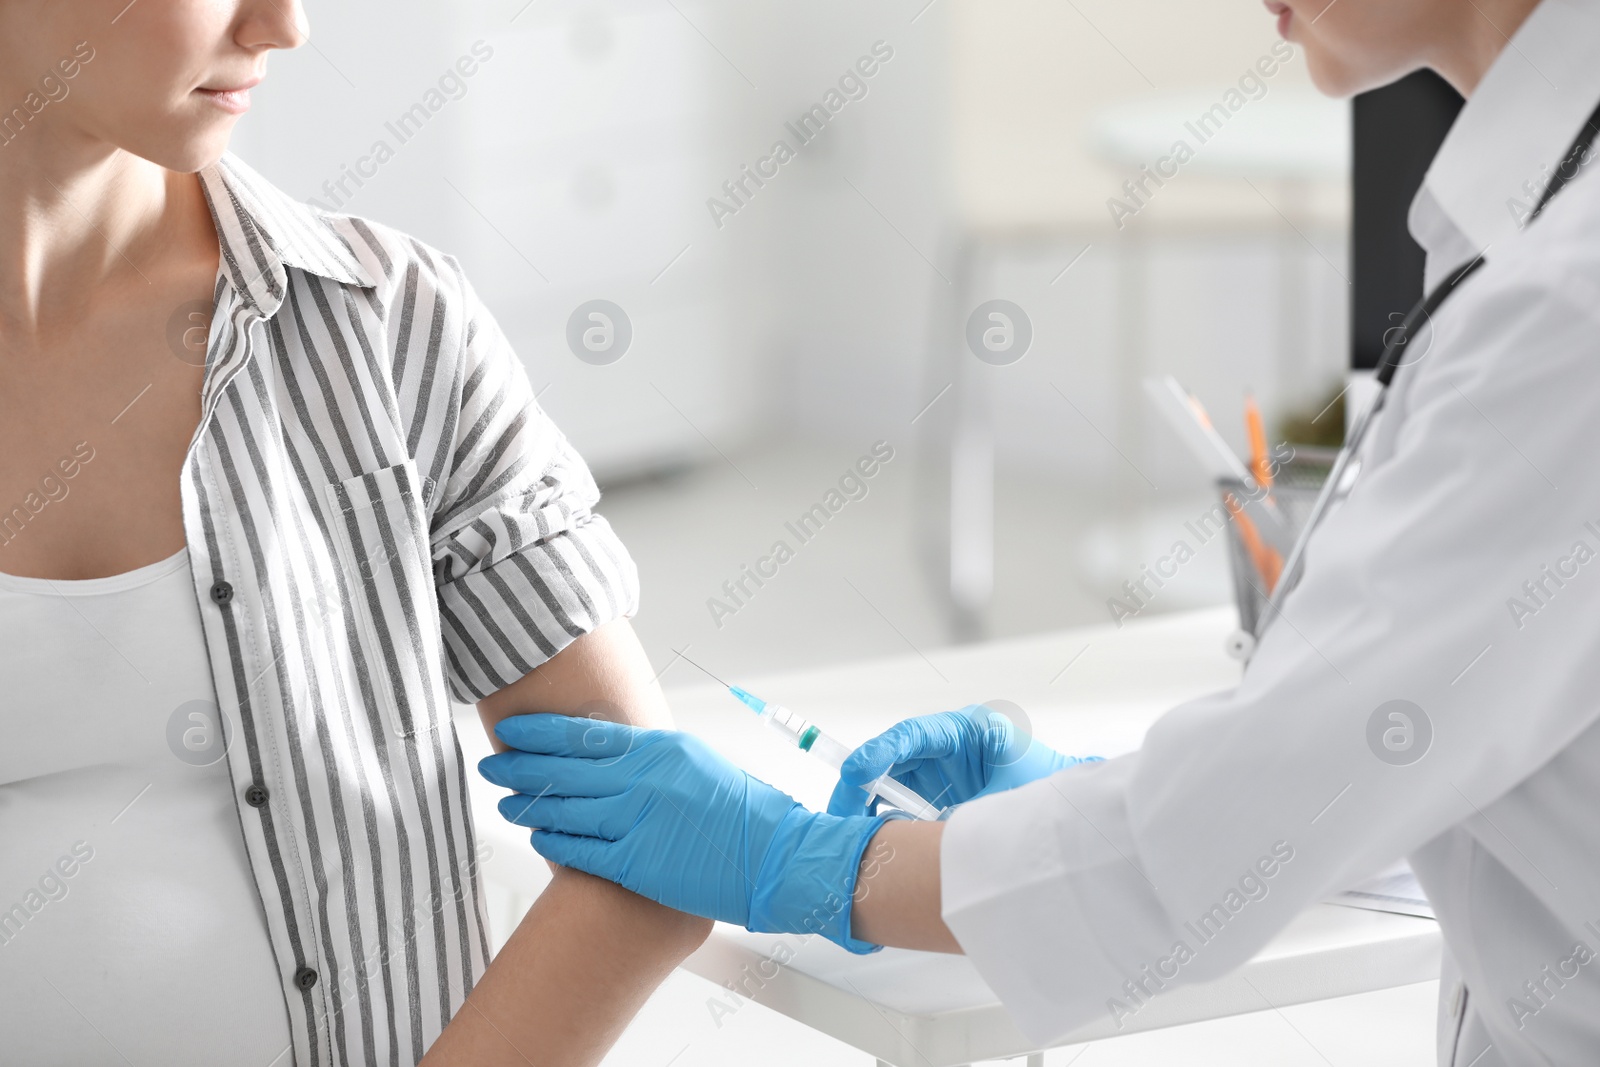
[0,2,707,1065]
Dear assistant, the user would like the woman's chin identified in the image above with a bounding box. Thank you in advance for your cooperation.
[133,128,236,175]
[1299,51,1363,99]
[1303,48,1417,99]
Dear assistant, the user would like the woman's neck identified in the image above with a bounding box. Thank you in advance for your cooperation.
[1430,0,1544,97]
[0,133,201,340]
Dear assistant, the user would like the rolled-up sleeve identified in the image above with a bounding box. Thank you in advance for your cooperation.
[428,270,639,703]
[942,756,1182,1041]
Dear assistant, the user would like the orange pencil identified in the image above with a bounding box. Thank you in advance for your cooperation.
[1226,491,1283,594]
[1244,391,1272,490]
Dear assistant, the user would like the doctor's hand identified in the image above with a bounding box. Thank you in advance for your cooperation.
[827,705,1102,817]
[479,715,888,953]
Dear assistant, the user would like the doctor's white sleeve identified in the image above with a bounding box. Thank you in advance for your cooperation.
[940,249,1600,1042]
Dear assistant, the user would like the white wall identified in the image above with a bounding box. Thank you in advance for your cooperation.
[746,0,1350,492]
[229,2,463,252]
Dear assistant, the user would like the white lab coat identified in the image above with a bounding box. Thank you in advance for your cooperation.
[940,4,1600,1065]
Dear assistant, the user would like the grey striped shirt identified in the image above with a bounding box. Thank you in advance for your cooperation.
[187,154,638,1066]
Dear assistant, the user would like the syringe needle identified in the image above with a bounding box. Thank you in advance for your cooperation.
[674,649,732,689]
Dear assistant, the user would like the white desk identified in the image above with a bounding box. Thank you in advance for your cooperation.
[469,607,1441,1067]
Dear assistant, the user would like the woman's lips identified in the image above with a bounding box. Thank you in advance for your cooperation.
[1265,0,1292,37]
[197,87,252,114]
[196,77,260,115]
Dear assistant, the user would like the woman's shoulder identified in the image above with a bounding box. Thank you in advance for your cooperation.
[207,153,476,315]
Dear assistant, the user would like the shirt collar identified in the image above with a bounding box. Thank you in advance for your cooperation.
[1408,0,1600,273]
[198,153,376,317]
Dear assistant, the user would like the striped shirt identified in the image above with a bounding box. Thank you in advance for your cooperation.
[187,154,638,1066]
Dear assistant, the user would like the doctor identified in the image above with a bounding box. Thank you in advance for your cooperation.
[479,0,1600,1062]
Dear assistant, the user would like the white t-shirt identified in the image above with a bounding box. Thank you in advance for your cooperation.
[0,548,293,1065]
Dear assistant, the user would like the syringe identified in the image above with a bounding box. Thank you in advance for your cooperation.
[729,686,945,820]
[676,651,944,820]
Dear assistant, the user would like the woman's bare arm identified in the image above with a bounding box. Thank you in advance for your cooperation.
[851,820,961,953]
[421,619,713,1067]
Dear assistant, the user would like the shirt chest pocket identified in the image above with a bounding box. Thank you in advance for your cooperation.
[324,460,449,740]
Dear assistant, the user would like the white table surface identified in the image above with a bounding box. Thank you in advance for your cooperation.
[468,607,1441,1067]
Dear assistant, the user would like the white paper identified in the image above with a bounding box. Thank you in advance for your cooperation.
[1331,859,1435,919]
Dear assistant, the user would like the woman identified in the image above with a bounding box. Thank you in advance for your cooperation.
[485,0,1600,1064]
[0,1,707,1065]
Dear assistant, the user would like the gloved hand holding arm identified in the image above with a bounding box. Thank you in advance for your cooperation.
[480,714,890,954]
[827,705,1101,817]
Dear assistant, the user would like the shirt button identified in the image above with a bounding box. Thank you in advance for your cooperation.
[244,784,270,808]
[210,581,235,606]
[293,966,319,991]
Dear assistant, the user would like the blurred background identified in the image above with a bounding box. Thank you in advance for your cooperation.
[233,0,1354,682]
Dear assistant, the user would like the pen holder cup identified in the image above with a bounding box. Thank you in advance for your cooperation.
[1219,448,1336,637]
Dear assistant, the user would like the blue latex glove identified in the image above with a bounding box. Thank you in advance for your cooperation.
[479,714,887,954]
[827,705,1103,817]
